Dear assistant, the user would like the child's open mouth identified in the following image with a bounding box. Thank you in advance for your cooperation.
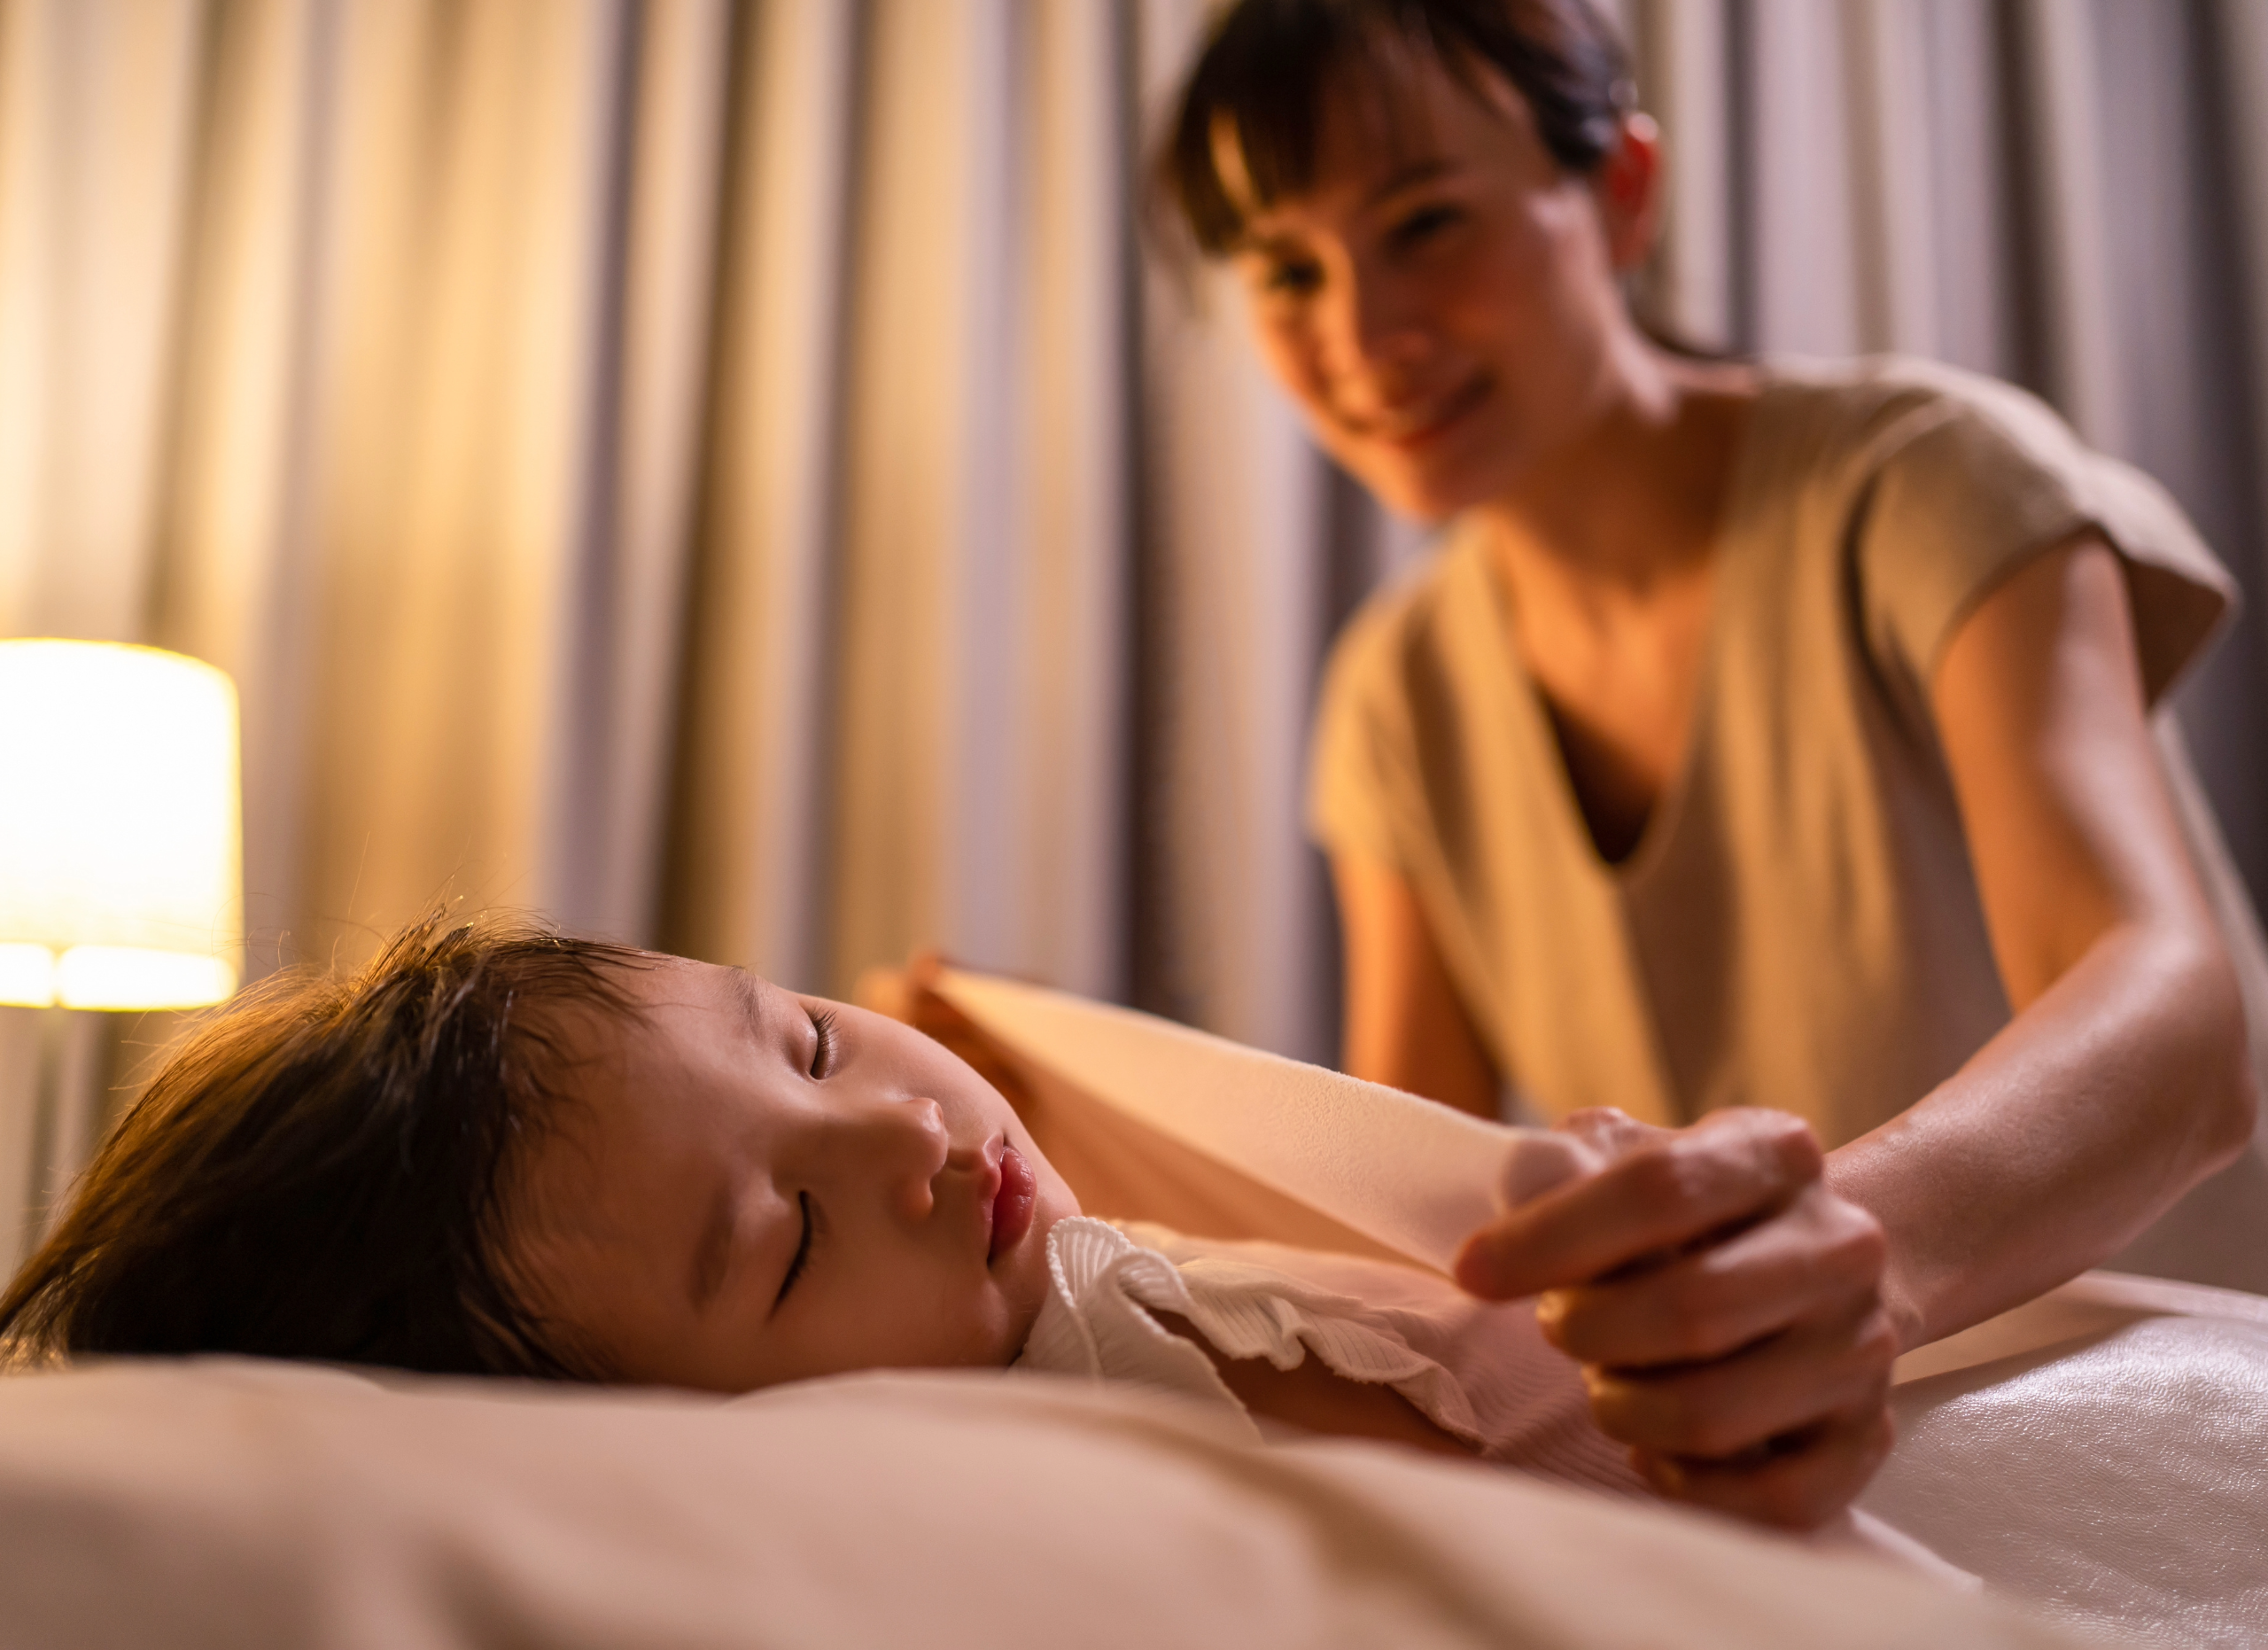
[988,1144,1037,1263]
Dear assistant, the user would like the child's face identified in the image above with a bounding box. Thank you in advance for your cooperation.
[508,957,1080,1392]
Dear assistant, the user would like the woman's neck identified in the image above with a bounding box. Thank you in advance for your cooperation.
[1469,340,1759,862]
[1473,343,1757,609]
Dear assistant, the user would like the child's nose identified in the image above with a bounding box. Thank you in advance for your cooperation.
[836,1094,950,1221]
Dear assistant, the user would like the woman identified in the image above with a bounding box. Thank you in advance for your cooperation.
[1156,0,2265,1528]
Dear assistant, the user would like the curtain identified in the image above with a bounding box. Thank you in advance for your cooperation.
[2,0,2264,1272]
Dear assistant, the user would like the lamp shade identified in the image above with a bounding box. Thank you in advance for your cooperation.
[0,640,242,1009]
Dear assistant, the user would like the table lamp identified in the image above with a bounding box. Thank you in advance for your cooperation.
[0,639,243,1010]
[0,639,242,1261]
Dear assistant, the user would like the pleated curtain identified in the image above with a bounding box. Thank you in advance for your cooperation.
[2,0,2265,1270]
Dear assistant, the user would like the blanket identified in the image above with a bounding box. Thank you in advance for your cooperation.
[930,969,2268,1645]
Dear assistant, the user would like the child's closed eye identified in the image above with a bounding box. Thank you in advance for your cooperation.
[776,1191,816,1306]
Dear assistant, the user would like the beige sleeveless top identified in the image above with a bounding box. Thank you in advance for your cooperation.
[1309,357,2268,1288]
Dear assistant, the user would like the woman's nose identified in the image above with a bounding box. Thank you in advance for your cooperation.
[1322,263,1432,385]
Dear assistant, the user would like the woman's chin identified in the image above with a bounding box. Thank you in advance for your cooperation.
[1353,459,1496,525]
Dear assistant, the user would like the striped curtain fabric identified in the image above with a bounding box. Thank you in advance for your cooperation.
[0,0,2263,1267]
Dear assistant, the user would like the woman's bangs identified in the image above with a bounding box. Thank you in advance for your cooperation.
[1162,1,1633,257]
[1174,10,1451,252]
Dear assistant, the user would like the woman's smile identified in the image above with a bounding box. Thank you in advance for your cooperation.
[1340,369,1494,451]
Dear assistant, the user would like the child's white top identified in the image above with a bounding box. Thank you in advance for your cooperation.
[1014,1217,1977,1586]
[1013,1215,1643,1497]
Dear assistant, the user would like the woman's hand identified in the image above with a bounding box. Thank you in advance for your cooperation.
[1456,1108,1899,1530]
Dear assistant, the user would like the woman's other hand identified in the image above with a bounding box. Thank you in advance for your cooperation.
[1456,1108,1898,1530]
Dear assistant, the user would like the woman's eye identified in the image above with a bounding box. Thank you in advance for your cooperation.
[1391,204,1461,251]
[808,1008,838,1078]
[1262,257,1323,296]
[776,1192,815,1305]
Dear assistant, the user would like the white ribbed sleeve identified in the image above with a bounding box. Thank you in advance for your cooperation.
[1014,1218,1643,1497]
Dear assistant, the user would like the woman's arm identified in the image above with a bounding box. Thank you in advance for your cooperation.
[1830,532,2256,1349]
[1451,534,2255,1530]
[1340,859,1900,1526]
[1332,851,1499,1117]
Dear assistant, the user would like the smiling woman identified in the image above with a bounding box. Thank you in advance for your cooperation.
[1149,0,2268,1532]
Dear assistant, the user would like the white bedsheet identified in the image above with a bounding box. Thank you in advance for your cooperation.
[1869,1273,2268,1646]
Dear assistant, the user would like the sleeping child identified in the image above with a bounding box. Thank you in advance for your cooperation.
[0,915,1713,1507]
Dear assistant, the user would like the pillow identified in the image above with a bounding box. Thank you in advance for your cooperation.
[0,1357,2089,1650]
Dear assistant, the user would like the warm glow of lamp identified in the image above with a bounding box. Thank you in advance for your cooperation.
[0,640,243,1009]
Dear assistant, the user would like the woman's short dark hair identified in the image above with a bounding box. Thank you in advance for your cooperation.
[1161,0,1634,255]
[0,913,645,1380]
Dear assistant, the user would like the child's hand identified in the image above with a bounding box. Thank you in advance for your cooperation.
[1456,1108,1896,1532]
[852,953,1041,1121]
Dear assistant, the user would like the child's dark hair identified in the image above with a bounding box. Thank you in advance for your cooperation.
[1160,0,1634,255]
[0,913,645,1379]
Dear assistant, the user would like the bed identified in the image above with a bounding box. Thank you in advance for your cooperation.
[0,974,2259,1647]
